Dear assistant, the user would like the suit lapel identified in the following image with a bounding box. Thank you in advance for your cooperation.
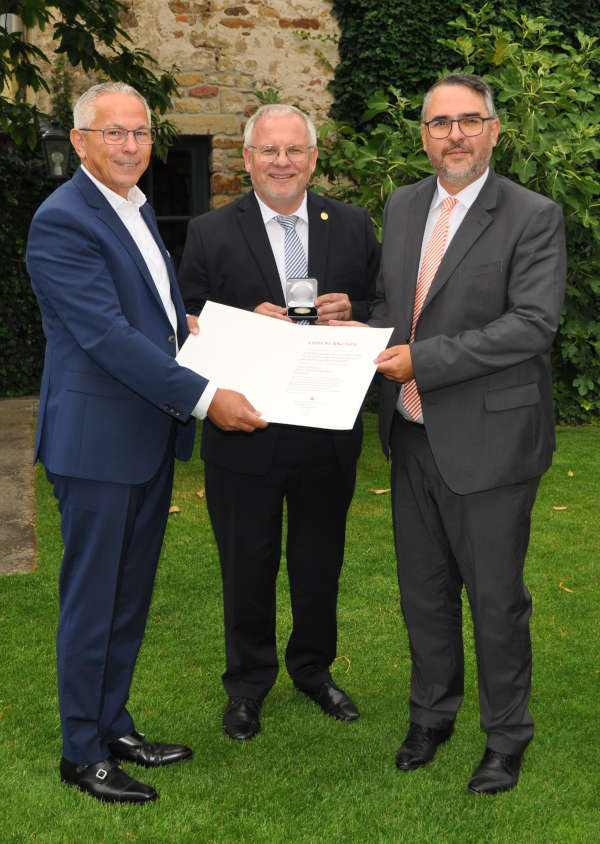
[422,171,497,312]
[235,192,285,306]
[74,168,170,319]
[396,177,437,339]
[406,177,436,285]
[307,192,329,294]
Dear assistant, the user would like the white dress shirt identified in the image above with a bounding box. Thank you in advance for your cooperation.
[397,168,490,423]
[81,166,215,418]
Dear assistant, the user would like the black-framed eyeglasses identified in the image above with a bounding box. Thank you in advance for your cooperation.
[78,127,156,145]
[246,144,315,163]
[423,116,496,139]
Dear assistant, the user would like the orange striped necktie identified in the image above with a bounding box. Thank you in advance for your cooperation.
[402,195,458,420]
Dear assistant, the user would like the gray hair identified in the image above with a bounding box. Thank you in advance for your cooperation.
[73,82,151,129]
[244,104,317,147]
[421,73,497,121]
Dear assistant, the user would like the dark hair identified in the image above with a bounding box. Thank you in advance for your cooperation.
[421,73,496,121]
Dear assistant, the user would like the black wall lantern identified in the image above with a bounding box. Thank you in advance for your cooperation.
[41,125,72,180]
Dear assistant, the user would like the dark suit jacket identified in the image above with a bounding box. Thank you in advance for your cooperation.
[26,166,209,485]
[371,170,566,495]
[178,189,380,474]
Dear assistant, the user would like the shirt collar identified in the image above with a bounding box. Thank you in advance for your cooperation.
[433,168,489,211]
[254,191,309,226]
[81,165,147,213]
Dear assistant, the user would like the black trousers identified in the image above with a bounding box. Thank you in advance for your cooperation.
[205,426,357,700]
[390,414,539,755]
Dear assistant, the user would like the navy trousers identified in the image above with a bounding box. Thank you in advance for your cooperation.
[47,445,174,764]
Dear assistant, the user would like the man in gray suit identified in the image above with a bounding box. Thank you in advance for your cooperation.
[369,74,566,794]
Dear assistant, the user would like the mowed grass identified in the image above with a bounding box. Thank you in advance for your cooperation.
[0,415,598,843]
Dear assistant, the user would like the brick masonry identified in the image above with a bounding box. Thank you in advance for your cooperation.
[30,1,340,208]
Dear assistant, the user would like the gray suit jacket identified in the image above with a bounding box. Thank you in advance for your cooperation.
[371,169,566,495]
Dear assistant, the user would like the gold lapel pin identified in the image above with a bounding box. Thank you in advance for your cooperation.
[321,211,329,221]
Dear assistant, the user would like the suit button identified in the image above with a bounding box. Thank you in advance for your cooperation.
[168,334,176,344]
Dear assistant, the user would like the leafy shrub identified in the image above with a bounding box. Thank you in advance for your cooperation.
[316,89,429,236]
[0,140,52,396]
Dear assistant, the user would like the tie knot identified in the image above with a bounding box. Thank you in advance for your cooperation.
[276,214,299,231]
[441,196,458,213]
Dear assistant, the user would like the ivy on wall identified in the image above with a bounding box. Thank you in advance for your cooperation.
[328,0,600,126]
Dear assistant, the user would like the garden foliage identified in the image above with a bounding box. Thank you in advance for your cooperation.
[0,0,178,154]
[0,2,179,396]
[0,140,51,396]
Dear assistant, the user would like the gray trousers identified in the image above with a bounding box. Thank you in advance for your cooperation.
[390,414,539,755]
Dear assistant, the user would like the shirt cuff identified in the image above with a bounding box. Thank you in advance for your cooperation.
[191,381,218,419]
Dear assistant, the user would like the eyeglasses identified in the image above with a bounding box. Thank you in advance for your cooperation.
[246,144,315,163]
[78,128,156,145]
[423,116,496,139]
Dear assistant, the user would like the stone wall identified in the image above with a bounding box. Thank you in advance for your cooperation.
[31,1,340,208]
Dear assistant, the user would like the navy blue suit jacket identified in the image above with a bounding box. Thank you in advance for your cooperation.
[27,166,209,484]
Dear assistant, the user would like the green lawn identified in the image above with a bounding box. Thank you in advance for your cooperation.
[0,415,598,842]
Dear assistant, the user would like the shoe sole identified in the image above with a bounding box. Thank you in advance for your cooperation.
[295,687,360,722]
[111,751,195,769]
[223,727,261,741]
[396,758,433,771]
[61,776,159,804]
[468,780,518,795]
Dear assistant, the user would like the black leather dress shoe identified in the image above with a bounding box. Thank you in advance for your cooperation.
[60,756,158,804]
[296,681,359,722]
[223,697,262,741]
[468,747,523,795]
[395,722,454,770]
[108,730,193,768]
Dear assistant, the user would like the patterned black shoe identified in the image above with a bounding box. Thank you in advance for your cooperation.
[395,722,454,771]
[468,748,523,795]
[296,681,359,722]
[60,756,158,804]
[223,697,262,741]
[108,730,193,768]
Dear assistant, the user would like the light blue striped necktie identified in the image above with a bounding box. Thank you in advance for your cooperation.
[276,214,308,281]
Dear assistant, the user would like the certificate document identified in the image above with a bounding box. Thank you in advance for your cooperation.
[177,301,393,430]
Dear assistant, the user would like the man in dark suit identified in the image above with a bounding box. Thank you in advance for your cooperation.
[369,74,566,793]
[178,104,379,740]
[26,82,266,804]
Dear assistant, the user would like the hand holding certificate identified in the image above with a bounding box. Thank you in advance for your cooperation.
[177,301,393,430]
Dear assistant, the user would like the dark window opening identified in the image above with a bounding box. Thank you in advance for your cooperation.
[140,135,210,270]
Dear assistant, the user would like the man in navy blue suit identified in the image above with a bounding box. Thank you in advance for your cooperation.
[26,81,267,804]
